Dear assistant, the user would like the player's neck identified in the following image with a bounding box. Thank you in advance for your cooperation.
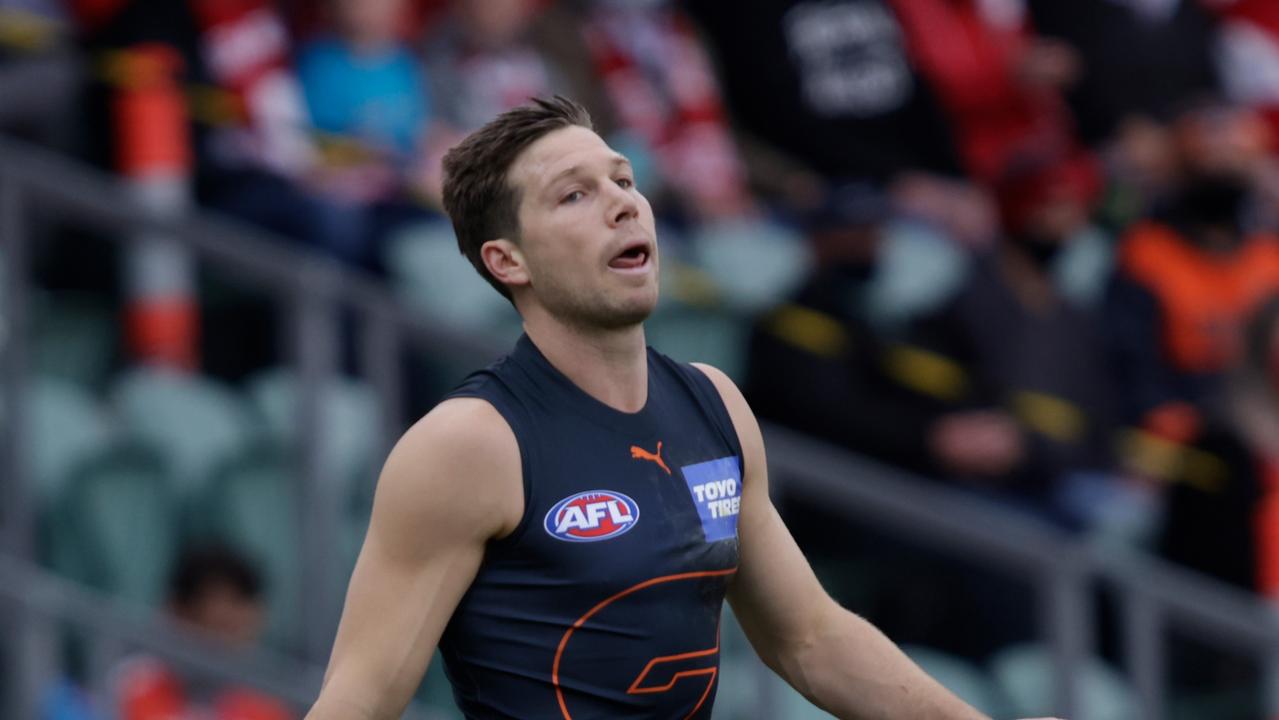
[523,313,649,414]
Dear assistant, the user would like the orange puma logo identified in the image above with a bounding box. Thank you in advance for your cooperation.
[630,441,671,476]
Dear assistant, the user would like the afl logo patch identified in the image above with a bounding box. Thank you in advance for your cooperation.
[544,490,640,542]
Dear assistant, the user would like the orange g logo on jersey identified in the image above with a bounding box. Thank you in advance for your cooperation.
[552,568,738,720]
[627,644,720,719]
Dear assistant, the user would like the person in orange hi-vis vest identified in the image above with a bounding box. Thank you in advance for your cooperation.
[1106,100,1279,442]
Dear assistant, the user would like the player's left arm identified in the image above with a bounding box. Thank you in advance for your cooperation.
[692,363,991,720]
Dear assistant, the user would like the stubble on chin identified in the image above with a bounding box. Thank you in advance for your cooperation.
[540,277,657,332]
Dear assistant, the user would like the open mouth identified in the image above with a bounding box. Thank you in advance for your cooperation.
[608,242,651,271]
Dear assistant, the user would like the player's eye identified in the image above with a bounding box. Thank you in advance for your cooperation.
[616,177,634,190]
[561,190,585,204]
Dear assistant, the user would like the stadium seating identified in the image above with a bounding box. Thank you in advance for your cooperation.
[863,221,968,330]
[111,367,254,501]
[773,680,837,719]
[33,292,116,392]
[196,445,299,647]
[712,608,773,720]
[28,376,111,507]
[43,443,178,605]
[382,222,519,331]
[246,368,380,494]
[691,219,810,315]
[1053,227,1115,309]
[644,305,748,381]
[807,555,882,615]
[416,651,464,719]
[989,643,1136,720]
[902,645,1009,717]
[1169,686,1262,720]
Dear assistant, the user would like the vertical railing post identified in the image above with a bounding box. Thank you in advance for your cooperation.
[360,304,404,483]
[292,261,342,663]
[1,171,40,720]
[15,605,60,720]
[1122,587,1164,720]
[1266,652,1279,719]
[114,43,198,370]
[1043,550,1089,719]
[86,631,127,705]
[0,171,33,560]
[1264,607,1279,720]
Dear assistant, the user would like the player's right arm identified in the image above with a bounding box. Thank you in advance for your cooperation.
[305,398,523,720]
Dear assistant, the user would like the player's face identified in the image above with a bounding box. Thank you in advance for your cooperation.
[507,126,660,329]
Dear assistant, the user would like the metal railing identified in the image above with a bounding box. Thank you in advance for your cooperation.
[0,555,325,717]
[765,426,1279,719]
[0,137,480,719]
[2,135,1278,719]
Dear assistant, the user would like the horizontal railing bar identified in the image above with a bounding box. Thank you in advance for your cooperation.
[764,424,1071,571]
[1094,549,1279,649]
[0,136,506,363]
[6,132,1279,715]
[0,555,323,706]
[764,424,1279,648]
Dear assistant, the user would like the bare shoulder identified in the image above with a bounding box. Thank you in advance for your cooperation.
[689,362,745,413]
[371,397,524,550]
[398,396,516,455]
[689,362,734,395]
[689,363,764,460]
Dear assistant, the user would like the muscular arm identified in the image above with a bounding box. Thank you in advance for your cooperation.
[306,399,523,720]
[693,364,988,720]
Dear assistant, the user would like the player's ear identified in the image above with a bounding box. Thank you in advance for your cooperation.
[481,238,530,290]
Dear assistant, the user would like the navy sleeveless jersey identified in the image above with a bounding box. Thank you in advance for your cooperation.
[438,334,743,719]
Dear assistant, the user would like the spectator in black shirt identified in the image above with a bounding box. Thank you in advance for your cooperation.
[744,183,938,474]
[685,0,998,248]
[685,0,961,183]
[907,147,1119,527]
[1027,0,1221,146]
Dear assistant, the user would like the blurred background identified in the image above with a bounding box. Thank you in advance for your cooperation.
[2,0,1279,718]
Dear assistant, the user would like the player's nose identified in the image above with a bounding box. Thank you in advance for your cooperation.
[605,182,640,227]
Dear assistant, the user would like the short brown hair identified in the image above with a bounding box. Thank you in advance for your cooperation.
[441,96,594,301]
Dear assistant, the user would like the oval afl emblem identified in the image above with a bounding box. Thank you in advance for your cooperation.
[544,490,640,542]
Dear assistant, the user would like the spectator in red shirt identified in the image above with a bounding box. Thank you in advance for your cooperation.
[114,546,293,720]
[888,0,1083,186]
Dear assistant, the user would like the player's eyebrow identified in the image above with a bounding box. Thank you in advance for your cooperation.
[545,155,633,191]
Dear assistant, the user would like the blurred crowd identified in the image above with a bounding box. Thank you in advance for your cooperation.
[6,0,1279,714]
